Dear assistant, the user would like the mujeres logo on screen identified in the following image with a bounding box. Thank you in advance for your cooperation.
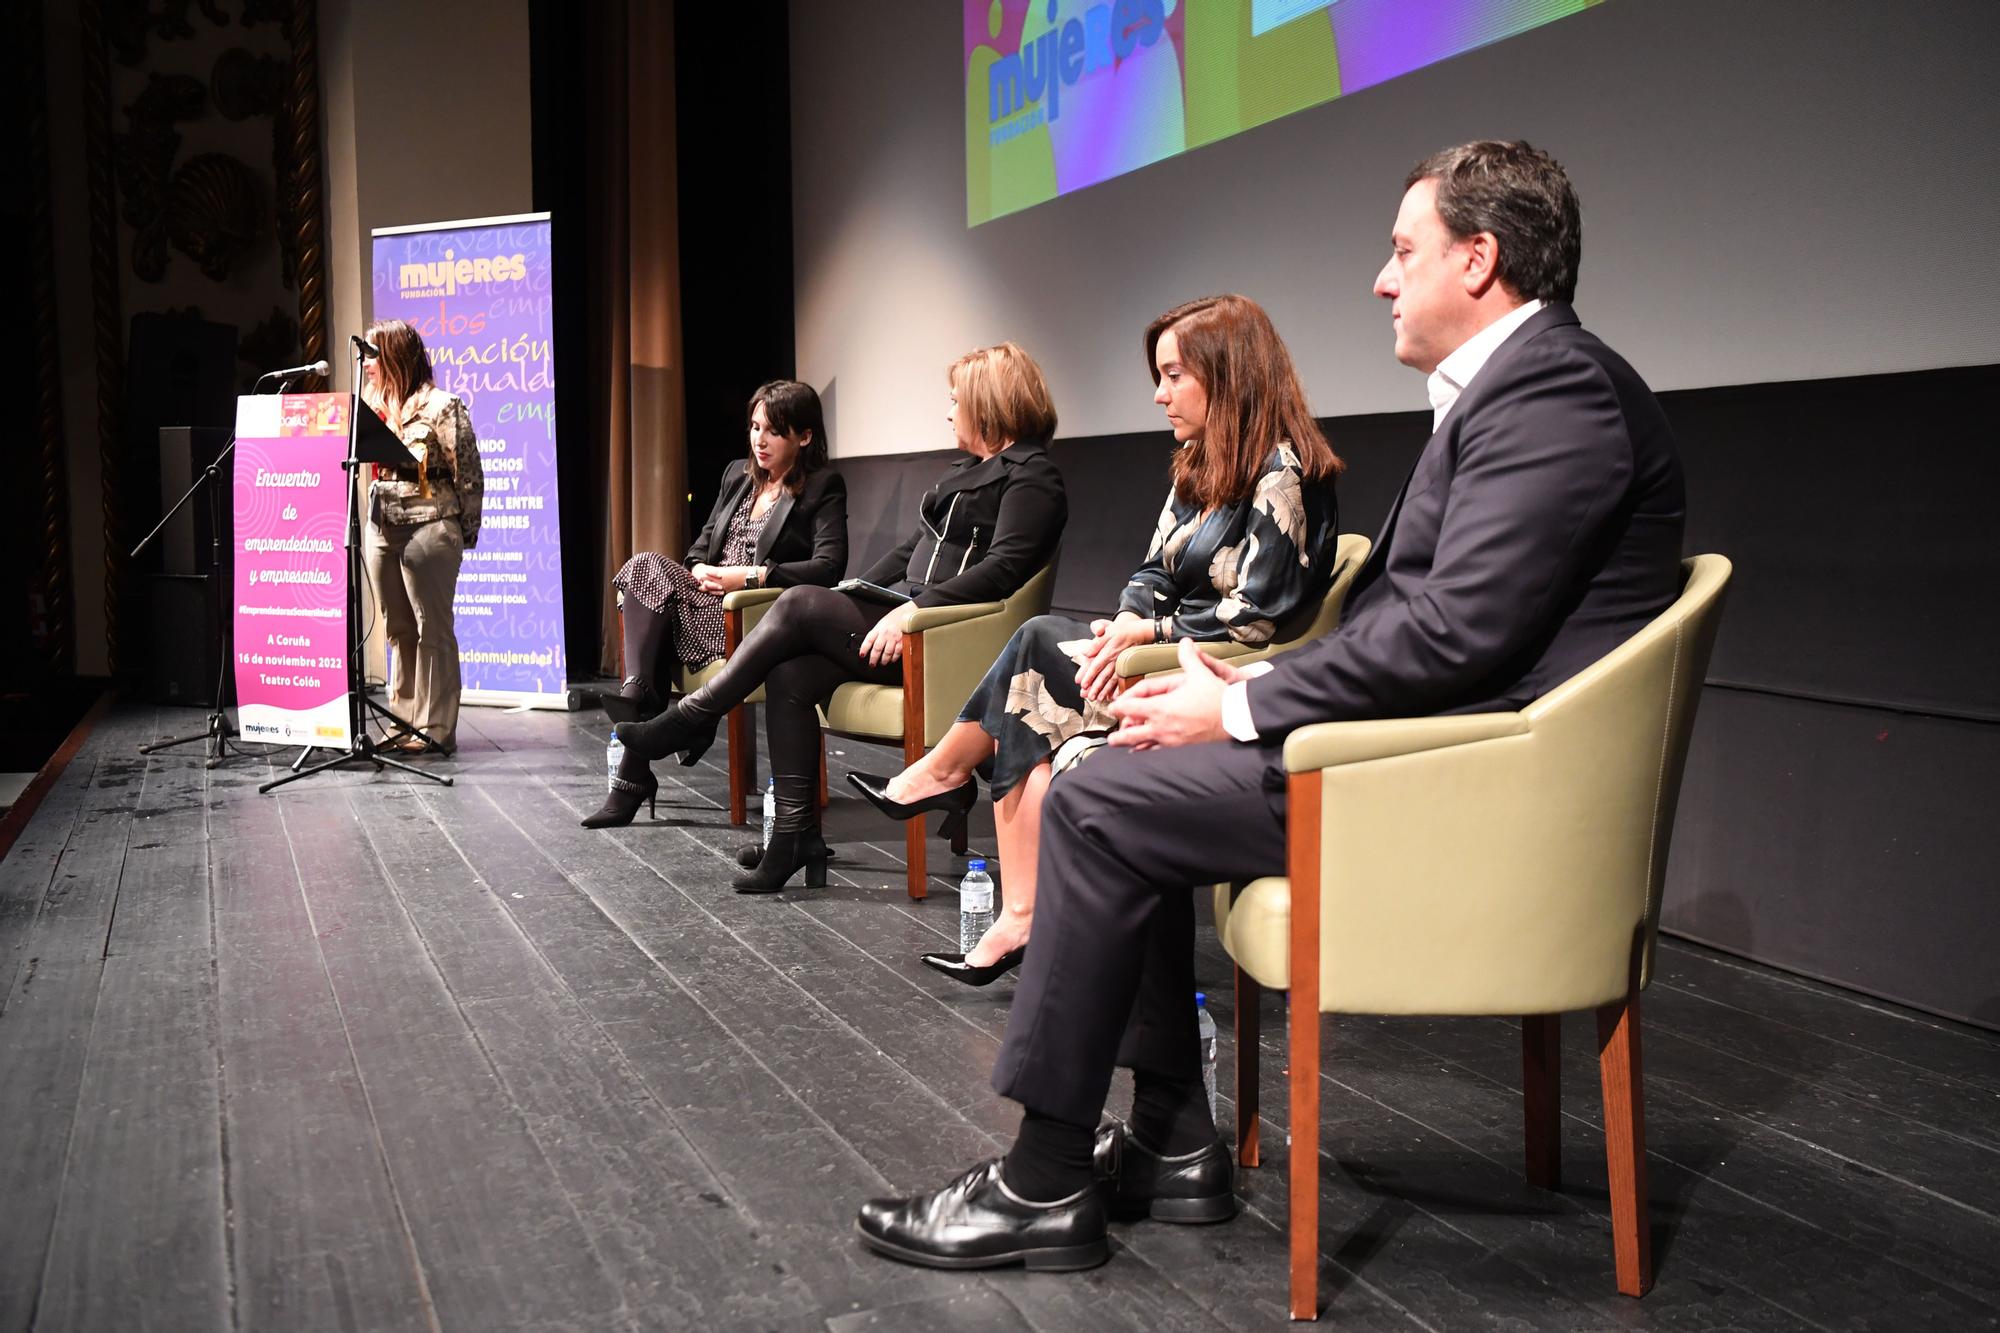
[399,249,530,299]
[988,0,1165,132]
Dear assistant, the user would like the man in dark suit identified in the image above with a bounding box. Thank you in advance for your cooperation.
[856,141,1686,1272]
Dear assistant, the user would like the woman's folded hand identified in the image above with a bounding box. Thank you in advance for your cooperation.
[1075,611,1161,702]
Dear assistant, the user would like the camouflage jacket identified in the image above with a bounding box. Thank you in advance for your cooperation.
[366,384,484,547]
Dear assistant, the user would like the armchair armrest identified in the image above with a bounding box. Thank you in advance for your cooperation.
[1114,638,1260,681]
[1282,712,1528,772]
[720,587,785,613]
[901,599,1005,634]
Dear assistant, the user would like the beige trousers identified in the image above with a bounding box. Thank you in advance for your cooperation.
[364,518,464,750]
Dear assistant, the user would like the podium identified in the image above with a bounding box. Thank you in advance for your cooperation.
[233,392,452,794]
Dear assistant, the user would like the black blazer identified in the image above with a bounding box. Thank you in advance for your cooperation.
[858,436,1067,608]
[1246,303,1686,737]
[686,460,849,589]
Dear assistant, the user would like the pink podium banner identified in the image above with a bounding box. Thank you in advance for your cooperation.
[232,393,354,749]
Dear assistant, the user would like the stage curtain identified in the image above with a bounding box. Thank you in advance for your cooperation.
[585,0,688,676]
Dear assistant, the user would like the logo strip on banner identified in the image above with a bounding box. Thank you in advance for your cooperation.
[369,211,568,707]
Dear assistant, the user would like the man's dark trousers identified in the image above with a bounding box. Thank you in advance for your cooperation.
[991,739,1286,1126]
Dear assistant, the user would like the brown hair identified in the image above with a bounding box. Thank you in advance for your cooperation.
[948,341,1058,450]
[1406,140,1581,304]
[1145,295,1342,510]
[747,379,829,493]
[362,318,435,416]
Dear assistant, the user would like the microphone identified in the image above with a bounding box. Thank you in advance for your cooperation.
[254,359,331,384]
[350,333,379,357]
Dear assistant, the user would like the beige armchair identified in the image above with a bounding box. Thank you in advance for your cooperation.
[819,563,1058,899]
[1110,533,1372,691]
[1213,555,1732,1320]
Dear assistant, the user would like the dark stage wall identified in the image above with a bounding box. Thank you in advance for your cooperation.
[828,363,2000,1030]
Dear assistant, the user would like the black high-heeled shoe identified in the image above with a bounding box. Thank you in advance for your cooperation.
[848,772,977,843]
[600,677,665,725]
[581,772,659,829]
[920,946,1026,987]
[732,828,831,894]
[615,698,718,766]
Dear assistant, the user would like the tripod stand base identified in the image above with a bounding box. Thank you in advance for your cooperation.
[259,735,453,794]
[141,711,273,769]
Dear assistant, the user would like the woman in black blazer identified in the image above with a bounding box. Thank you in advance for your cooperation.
[612,342,1068,895]
[585,380,847,828]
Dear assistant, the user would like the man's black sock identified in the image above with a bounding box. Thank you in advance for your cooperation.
[1000,1109,1095,1202]
[1129,1070,1217,1156]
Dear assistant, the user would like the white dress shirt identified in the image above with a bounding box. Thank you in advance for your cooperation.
[1217,300,1546,742]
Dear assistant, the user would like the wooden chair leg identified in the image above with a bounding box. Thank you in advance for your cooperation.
[725,705,749,826]
[903,730,926,900]
[902,634,927,900]
[1235,963,1261,1168]
[1288,997,1320,1320]
[1522,1014,1562,1189]
[1596,975,1652,1297]
[1286,769,1323,1321]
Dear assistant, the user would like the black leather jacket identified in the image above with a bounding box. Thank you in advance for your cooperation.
[858,437,1066,607]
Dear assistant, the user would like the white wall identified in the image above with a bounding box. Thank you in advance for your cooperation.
[791,0,2000,456]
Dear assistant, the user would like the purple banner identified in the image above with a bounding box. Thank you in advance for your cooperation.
[232,392,353,748]
[369,213,565,699]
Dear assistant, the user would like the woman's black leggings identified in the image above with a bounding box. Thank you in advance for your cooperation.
[682,586,903,830]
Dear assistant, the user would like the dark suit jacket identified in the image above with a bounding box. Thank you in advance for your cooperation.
[858,436,1067,608]
[1246,303,1686,737]
[686,460,849,589]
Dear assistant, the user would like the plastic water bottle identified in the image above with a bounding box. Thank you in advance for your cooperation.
[1196,992,1219,1126]
[605,734,624,792]
[959,859,995,955]
[761,779,776,849]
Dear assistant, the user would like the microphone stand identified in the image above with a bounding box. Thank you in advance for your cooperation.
[131,373,308,766]
[258,346,450,794]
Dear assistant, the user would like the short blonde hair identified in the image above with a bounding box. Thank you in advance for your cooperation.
[948,341,1057,448]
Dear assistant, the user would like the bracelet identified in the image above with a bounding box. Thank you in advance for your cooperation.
[1155,615,1169,643]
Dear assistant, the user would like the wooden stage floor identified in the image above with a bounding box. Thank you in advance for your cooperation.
[3,702,1996,1331]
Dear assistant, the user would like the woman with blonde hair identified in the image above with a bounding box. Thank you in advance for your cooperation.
[360,318,484,755]
[851,295,1341,983]
[614,341,1069,895]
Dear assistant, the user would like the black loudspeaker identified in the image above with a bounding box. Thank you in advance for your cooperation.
[157,425,234,577]
[144,573,221,707]
[126,313,238,564]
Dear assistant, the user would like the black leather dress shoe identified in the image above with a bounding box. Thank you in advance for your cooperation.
[856,1159,1109,1271]
[1094,1123,1237,1224]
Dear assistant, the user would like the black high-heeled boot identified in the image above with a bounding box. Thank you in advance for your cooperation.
[601,677,665,725]
[581,770,659,828]
[732,828,831,894]
[615,697,718,766]
[735,836,838,870]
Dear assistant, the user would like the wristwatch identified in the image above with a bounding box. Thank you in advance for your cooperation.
[745,568,761,589]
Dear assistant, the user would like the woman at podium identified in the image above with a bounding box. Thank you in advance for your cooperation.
[360,318,485,755]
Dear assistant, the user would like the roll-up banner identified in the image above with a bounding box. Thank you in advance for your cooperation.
[369,212,568,707]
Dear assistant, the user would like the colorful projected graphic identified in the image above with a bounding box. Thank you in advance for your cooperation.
[966,0,1603,225]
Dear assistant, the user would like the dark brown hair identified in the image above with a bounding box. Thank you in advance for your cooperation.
[362,319,435,415]
[748,380,829,493]
[949,341,1058,448]
[1406,140,1581,304]
[1145,295,1342,510]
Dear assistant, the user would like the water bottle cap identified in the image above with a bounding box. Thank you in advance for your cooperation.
[967,858,987,872]
[766,778,775,789]
[1195,991,1207,1007]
